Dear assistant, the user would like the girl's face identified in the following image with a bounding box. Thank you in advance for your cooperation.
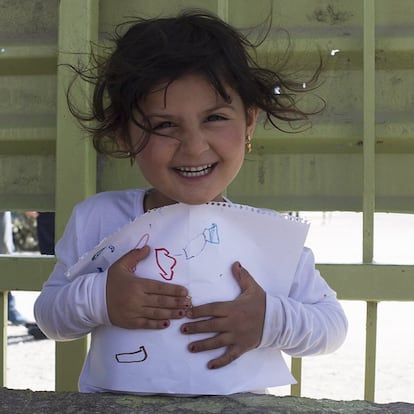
[130,73,258,210]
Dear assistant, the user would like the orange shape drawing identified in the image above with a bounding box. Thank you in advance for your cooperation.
[155,248,177,280]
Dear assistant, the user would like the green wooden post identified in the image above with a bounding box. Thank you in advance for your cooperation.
[55,0,99,392]
[365,301,378,401]
[290,357,302,397]
[0,290,7,387]
[217,0,229,20]
[362,0,377,402]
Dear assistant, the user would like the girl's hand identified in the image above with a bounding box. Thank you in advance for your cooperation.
[106,246,190,329]
[180,262,266,369]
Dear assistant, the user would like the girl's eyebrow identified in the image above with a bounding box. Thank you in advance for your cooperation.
[145,103,237,118]
[206,103,236,112]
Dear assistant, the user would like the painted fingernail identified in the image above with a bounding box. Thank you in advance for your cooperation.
[178,310,185,317]
[190,344,196,352]
[182,326,188,333]
[163,321,170,328]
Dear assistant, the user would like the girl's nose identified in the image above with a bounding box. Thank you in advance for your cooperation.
[179,128,210,156]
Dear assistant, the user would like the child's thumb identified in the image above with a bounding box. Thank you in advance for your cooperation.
[119,246,150,273]
[231,261,255,292]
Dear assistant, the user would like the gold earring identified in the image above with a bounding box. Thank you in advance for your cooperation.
[245,135,252,154]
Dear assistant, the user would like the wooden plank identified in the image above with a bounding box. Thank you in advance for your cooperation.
[0,256,55,291]
[0,291,7,387]
[291,357,302,397]
[1,257,413,301]
[318,264,414,301]
[362,0,376,263]
[54,0,99,392]
[364,301,378,401]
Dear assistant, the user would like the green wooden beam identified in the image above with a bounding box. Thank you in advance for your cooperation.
[0,45,57,76]
[0,127,55,155]
[318,264,414,302]
[0,256,55,291]
[250,136,414,155]
[1,257,413,302]
[54,0,99,392]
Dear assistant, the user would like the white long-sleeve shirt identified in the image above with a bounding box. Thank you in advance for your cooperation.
[34,189,347,393]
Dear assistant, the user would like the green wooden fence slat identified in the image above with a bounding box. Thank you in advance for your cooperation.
[54,0,99,392]
[291,357,302,397]
[365,302,378,401]
[362,0,377,401]
[0,291,7,388]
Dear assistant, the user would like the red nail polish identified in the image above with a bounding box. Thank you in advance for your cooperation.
[163,321,170,328]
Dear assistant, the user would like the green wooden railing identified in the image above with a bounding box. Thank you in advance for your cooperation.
[1,0,414,402]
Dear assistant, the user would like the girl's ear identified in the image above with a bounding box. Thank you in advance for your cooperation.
[246,107,259,136]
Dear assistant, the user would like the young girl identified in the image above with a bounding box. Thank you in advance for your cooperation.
[34,10,347,394]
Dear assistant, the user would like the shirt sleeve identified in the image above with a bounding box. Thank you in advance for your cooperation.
[258,247,348,356]
[34,204,112,341]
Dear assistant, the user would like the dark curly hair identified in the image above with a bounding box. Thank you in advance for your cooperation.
[67,9,323,159]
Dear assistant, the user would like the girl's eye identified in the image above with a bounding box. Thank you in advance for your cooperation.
[153,121,175,130]
[206,114,226,122]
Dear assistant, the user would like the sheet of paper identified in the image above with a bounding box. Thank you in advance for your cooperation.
[67,202,310,394]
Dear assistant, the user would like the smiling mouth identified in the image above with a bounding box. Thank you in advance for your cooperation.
[175,164,215,178]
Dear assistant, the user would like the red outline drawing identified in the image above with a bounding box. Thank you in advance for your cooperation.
[155,248,177,280]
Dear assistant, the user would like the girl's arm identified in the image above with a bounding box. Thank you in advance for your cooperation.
[34,249,190,341]
[34,265,110,341]
[259,247,348,356]
[34,205,112,340]
[34,203,189,341]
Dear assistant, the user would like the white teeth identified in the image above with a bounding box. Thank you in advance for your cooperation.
[179,165,211,172]
[176,164,213,177]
